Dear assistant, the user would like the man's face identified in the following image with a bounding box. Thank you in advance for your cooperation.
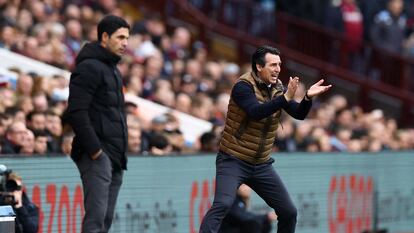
[45,115,62,136]
[257,53,281,85]
[128,128,141,153]
[102,27,129,56]
[31,114,46,130]
[7,122,27,145]
[34,136,48,154]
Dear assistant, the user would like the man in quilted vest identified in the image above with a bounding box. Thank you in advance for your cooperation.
[199,45,332,233]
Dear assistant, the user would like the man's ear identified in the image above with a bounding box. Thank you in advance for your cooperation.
[101,32,109,43]
[256,64,262,72]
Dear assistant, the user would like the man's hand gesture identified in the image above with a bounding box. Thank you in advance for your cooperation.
[306,79,332,99]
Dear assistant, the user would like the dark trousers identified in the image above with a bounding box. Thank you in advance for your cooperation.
[200,152,297,233]
[75,152,123,233]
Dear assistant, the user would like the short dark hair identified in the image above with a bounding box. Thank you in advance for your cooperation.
[97,15,130,41]
[32,129,48,138]
[251,45,280,74]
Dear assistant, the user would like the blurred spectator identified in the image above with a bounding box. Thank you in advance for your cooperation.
[16,96,34,114]
[370,0,406,53]
[199,131,218,153]
[169,27,191,60]
[64,19,83,62]
[0,88,16,111]
[1,121,27,154]
[359,0,388,40]
[45,111,62,152]
[33,130,48,154]
[175,92,192,114]
[20,129,35,155]
[26,111,46,132]
[127,127,141,154]
[60,131,74,155]
[15,73,34,98]
[148,132,172,155]
[325,0,364,68]
[127,113,142,154]
[0,24,15,50]
[213,93,230,124]
[274,118,297,152]
[191,94,214,121]
[218,184,277,233]
[32,92,49,112]
[163,112,185,152]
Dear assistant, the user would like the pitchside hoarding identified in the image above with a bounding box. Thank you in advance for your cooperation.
[0,152,413,233]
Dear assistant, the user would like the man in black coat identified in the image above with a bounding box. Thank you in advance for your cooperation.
[66,15,129,233]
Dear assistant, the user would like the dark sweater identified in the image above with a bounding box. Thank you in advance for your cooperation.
[231,82,312,121]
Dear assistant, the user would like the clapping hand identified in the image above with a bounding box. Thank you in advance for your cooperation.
[284,77,300,101]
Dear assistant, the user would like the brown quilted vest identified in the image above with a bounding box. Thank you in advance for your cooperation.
[219,72,285,164]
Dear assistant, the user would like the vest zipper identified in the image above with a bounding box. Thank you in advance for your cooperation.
[255,86,274,159]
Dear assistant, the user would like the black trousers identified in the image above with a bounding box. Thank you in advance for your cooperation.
[75,152,123,233]
[200,152,297,233]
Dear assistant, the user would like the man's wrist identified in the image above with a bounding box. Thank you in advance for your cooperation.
[284,93,292,102]
[305,91,312,100]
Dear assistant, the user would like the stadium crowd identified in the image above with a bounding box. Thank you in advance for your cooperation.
[0,0,413,156]
[275,0,414,56]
